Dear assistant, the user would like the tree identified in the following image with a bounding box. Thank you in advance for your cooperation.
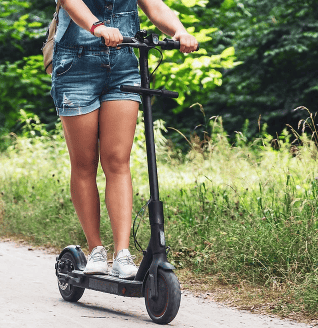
[0,0,54,133]
[205,0,318,138]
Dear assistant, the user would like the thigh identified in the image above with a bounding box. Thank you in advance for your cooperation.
[99,100,139,173]
[61,109,100,175]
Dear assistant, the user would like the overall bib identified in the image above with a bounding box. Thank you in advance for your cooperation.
[51,0,141,116]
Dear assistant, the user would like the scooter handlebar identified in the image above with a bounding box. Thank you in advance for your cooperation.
[102,36,200,51]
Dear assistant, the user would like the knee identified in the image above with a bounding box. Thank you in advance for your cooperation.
[101,152,130,175]
[70,156,98,179]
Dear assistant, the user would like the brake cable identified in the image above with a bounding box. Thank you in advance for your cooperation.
[133,198,152,253]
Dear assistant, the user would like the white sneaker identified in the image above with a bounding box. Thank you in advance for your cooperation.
[83,246,109,275]
[111,249,138,279]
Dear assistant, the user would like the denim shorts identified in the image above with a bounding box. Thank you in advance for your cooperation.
[51,43,141,116]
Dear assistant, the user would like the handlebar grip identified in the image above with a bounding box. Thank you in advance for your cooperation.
[170,41,180,50]
[161,90,179,98]
[160,39,179,50]
[122,36,133,44]
[160,38,200,51]
[101,36,133,46]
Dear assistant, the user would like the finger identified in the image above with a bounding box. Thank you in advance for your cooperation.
[109,31,118,47]
[110,28,121,47]
[116,28,123,44]
[189,40,196,52]
[183,36,194,53]
[180,39,188,53]
[189,38,197,52]
[184,41,192,53]
[103,33,111,46]
[116,33,123,49]
[185,38,197,53]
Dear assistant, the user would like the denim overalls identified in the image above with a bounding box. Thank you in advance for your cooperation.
[51,0,141,116]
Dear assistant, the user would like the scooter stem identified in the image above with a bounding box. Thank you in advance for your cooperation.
[139,47,160,201]
[134,47,175,296]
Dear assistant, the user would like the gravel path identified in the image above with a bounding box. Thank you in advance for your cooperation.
[0,240,313,328]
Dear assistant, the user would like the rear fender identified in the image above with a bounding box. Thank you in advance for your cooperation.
[56,245,87,271]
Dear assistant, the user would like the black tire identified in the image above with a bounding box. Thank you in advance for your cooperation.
[145,268,181,324]
[57,252,85,302]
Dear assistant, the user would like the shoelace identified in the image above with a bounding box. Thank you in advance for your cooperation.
[89,250,107,262]
[116,254,137,267]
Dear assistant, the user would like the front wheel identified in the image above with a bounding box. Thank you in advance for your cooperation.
[145,268,181,324]
[57,252,85,302]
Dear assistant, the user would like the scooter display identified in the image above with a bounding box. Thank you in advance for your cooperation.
[55,30,198,324]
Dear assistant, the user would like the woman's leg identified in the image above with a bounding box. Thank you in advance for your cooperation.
[98,100,139,257]
[60,109,101,252]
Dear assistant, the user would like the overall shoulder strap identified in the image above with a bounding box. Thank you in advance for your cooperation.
[56,0,62,13]
[55,0,63,26]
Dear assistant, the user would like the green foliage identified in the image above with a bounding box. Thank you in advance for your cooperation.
[2,0,318,152]
[0,1,30,43]
[206,0,318,138]
[0,55,53,131]
[0,0,237,139]
[295,272,318,314]
[138,0,239,112]
[0,0,55,135]
[0,0,49,60]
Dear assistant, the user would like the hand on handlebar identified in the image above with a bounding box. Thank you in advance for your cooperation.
[99,31,200,52]
[94,25,123,48]
[173,31,198,53]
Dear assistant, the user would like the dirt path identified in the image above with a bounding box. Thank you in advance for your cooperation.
[0,240,313,328]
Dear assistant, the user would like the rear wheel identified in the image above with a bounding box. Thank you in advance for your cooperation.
[57,252,85,302]
[145,268,181,324]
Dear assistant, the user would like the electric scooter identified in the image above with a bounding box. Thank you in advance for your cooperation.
[55,30,198,324]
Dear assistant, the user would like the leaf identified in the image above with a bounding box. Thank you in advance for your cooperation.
[180,14,200,24]
[221,46,235,58]
[181,0,197,8]
[221,0,235,10]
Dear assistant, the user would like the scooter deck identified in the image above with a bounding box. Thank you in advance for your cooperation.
[59,270,143,298]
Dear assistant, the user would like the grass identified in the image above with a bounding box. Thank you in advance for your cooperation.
[1,109,318,322]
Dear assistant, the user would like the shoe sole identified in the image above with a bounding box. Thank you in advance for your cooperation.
[110,270,135,280]
[84,270,109,275]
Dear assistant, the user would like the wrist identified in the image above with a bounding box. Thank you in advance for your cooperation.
[92,25,107,38]
[90,21,104,35]
[174,29,188,36]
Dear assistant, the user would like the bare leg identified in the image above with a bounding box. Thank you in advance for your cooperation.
[60,110,101,252]
[99,100,139,257]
